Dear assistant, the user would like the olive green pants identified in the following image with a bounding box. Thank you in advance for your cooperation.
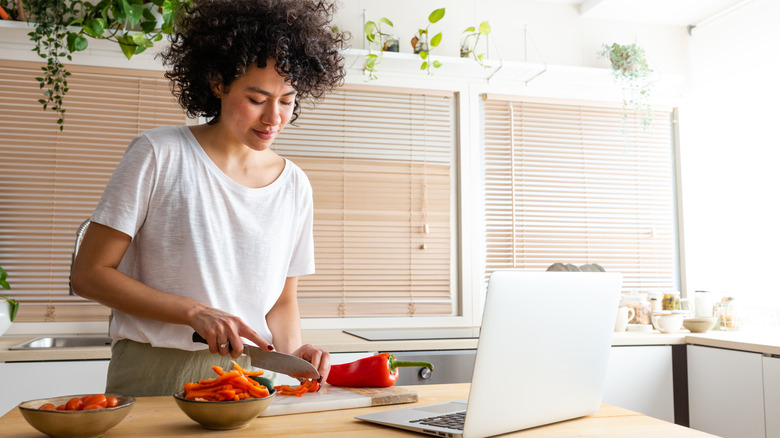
[106,339,278,397]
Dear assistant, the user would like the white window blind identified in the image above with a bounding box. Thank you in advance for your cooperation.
[0,60,186,322]
[482,96,677,291]
[272,85,457,317]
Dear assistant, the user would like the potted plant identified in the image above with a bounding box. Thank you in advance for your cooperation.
[13,0,188,131]
[460,21,491,67]
[410,7,445,75]
[598,42,654,129]
[0,266,19,336]
[363,16,398,81]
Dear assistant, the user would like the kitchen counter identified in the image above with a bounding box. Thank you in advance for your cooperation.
[0,329,692,363]
[0,329,780,362]
[0,383,715,437]
[5,328,780,363]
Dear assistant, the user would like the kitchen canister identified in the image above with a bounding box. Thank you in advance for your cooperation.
[694,290,715,318]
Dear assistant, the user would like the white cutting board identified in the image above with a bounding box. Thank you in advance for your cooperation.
[260,384,418,416]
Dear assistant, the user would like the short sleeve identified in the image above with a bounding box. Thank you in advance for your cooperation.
[285,169,315,277]
[91,134,157,238]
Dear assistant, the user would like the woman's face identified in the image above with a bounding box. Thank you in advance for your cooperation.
[215,60,296,152]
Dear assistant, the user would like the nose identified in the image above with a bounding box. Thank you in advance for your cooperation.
[261,102,283,126]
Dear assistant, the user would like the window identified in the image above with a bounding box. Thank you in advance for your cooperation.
[482,96,678,291]
[0,60,186,322]
[272,85,458,317]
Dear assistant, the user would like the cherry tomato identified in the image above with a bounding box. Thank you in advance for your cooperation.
[82,404,103,410]
[65,397,84,411]
[106,397,119,408]
[83,394,107,409]
[56,404,66,411]
[38,403,56,411]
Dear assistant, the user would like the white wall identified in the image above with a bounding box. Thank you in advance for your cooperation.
[333,0,689,76]
[679,0,780,325]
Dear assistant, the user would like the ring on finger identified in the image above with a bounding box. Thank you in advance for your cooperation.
[219,343,228,349]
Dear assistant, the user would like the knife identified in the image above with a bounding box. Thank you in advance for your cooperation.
[192,332,319,380]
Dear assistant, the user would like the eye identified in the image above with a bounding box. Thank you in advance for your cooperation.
[280,101,293,106]
[249,98,264,105]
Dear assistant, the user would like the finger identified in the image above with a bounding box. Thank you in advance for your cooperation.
[217,339,231,356]
[227,332,243,358]
[316,350,331,381]
[239,325,273,352]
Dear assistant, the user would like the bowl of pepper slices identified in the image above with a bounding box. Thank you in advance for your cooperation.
[173,362,274,430]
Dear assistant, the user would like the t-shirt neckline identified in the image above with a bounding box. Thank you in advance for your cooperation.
[180,125,289,192]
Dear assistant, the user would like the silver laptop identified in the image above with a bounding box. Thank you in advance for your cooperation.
[356,270,623,438]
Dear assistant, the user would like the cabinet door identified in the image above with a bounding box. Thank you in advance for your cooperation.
[688,345,765,438]
[763,355,780,438]
[602,345,674,422]
[0,360,109,416]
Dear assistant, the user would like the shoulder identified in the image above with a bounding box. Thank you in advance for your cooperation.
[129,126,188,149]
[284,159,309,181]
[125,126,192,159]
[283,159,312,191]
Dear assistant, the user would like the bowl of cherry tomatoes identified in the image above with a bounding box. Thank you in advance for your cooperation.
[17,393,135,438]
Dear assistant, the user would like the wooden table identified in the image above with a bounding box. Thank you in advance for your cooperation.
[1,383,716,437]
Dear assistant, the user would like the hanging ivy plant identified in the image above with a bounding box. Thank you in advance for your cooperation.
[410,7,445,76]
[460,21,491,67]
[363,16,397,81]
[598,42,654,129]
[18,0,188,131]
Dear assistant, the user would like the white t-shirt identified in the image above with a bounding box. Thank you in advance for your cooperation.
[91,126,315,350]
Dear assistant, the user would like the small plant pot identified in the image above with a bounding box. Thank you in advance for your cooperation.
[0,299,13,337]
[383,35,399,52]
[411,36,429,54]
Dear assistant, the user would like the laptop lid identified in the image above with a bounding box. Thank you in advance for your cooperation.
[356,270,622,438]
[463,270,622,437]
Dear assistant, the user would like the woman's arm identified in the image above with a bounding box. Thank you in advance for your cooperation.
[70,222,272,357]
[266,277,330,380]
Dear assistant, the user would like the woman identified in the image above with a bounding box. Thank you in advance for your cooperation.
[70,0,347,396]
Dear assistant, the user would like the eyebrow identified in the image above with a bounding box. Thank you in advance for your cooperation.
[246,86,297,97]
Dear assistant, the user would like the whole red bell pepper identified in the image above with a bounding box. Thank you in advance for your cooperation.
[325,352,434,387]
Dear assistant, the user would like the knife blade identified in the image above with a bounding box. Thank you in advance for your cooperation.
[192,332,319,379]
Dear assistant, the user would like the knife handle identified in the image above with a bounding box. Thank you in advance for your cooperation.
[192,332,233,351]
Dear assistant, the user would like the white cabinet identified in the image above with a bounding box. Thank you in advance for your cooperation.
[763,355,780,438]
[688,345,765,438]
[602,345,675,423]
[0,360,109,416]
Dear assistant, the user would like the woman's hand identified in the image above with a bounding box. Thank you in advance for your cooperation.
[188,305,273,359]
[291,344,331,382]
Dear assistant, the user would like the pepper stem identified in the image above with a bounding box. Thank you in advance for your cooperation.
[388,354,434,372]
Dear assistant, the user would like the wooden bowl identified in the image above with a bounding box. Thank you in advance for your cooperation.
[173,377,275,430]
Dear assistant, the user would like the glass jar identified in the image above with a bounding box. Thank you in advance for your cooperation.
[620,290,652,325]
[716,297,738,330]
[662,291,681,311]
[382,33,399,52]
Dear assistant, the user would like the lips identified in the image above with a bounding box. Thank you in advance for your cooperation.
[253,129,276,141]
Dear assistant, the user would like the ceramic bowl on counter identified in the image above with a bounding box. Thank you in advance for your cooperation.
[173,376,275,430]
[18,394,135,438]
[683,316,718,333]
[652,311,686,333]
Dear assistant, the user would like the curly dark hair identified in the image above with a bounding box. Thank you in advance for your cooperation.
[158,0,348,123]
